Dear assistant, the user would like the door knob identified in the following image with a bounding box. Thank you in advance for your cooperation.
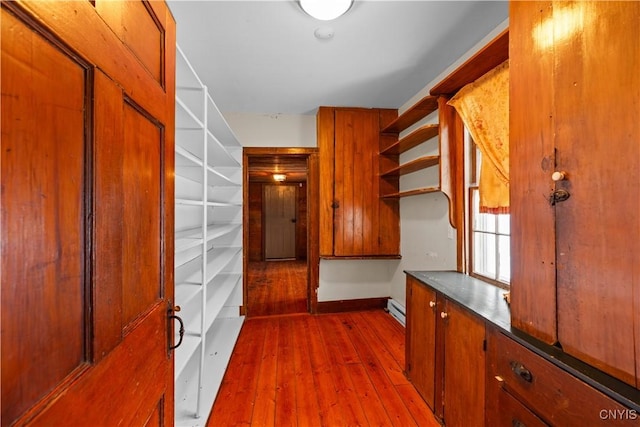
[429,300,436,308]
[552,171,567,181]
[440,311,448,319]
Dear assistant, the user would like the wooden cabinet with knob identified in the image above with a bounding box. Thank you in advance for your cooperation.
[510,1,640,387]
[405,276,486,426]
[317,106,400,258]
[486,328,639,426]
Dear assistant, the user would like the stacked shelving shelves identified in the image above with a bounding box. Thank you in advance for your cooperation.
[174,45,244,426]
[379,95,441,198]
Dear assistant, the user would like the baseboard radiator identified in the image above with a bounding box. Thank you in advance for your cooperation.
[386,298,406,327]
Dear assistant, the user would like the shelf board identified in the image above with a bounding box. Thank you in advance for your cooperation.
[381,155,440,177]
[381,186,441,199]
[174,335,201,380]
[430,28,509,96]
[380,124,439,155]
[381,95,439,134]
[175,316,244,426]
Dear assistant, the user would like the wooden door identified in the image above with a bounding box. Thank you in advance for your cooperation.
[552,1,640,387]
[405,278,438,412]
[1,1,176,425]
[442,300,485,427]
[510,1,640,386]
[264,184,297,259]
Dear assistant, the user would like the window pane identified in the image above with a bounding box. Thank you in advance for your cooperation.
[498,235,511,283]
[498,214,510,235]
[474,232,496,280]
[472,189,496,232]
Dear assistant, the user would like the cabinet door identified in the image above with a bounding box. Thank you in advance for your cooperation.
[552,1,640,387]
[318,107,400,257]
[405,277,438,410]
[442,300,485,427]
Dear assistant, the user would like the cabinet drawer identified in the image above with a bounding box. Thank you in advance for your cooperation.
[489,330,636,426]
[495,386,548,427]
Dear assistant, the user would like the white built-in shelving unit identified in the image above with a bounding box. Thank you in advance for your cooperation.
[174,45,244,427]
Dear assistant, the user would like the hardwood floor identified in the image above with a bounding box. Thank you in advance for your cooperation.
[207,310,441,427]
[247,260,308,317]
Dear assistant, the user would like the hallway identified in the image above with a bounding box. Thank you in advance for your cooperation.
[207,310,440,427]
[247,260,308,317]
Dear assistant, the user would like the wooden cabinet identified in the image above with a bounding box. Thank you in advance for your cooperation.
[486,328,638,426]
[441,299,486,427]
[318,106,400,257]
[510,1,640,387]
[174,46,244,424]
[405,276,486,426]
[406,277,438,410]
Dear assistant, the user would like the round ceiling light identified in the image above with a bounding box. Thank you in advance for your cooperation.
[299,0,354,21]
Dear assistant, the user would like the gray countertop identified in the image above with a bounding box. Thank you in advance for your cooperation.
[404,270,640,409]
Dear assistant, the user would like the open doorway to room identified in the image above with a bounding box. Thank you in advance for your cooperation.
[243,148,319,317]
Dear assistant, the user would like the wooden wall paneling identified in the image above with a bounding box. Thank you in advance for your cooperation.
[553,1,639,385]
[248,182,263,262]
[509,1,558,344]
[317,107,335,256]
[307,152,320,314]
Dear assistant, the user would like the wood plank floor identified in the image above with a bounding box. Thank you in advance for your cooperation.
[247,260,308,317]
[207,310,441,427]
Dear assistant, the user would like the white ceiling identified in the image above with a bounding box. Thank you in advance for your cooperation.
[167,1,508,115]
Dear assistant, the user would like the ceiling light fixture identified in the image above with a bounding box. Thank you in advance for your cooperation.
[273,173,287,182]
[299,0,354,21]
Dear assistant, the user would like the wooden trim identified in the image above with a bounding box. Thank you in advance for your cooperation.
[317,107,335,257]
[316,297,389,314]
[320,255,402,260]
[242,147,320,316]
[381,187,440,199]
[430,29,509,96]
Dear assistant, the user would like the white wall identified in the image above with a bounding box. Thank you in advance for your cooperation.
[224,113,316,148]
[388,18,510,306]
[224,18,509,305]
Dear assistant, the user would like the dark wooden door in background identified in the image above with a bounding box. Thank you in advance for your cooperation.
[264,184,297,260]
[1,1,175,425]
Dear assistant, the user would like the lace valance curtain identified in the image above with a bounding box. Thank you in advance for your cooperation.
[448,60,509,214]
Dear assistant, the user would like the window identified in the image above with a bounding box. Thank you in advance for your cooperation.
[470,187,510,285]
[466,137,510,288]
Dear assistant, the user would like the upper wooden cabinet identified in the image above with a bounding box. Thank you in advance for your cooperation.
[318,107,400,258]
[510,1,640,387]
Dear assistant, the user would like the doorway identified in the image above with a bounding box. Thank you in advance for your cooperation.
[243,148,319,317]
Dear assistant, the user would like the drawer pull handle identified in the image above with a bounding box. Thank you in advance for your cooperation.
[512,419,527,427]
[510,361,533,383]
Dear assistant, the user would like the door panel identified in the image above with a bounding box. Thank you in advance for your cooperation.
[1,1,175,425]
[122,101,163,327]
[553,1,639,385]
[264,184,297,259]
[1,9,90,421]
